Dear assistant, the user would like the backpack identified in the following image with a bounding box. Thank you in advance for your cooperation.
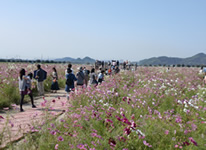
[66,77,73,86]
[84,70,90,76]
[43,70,47,80]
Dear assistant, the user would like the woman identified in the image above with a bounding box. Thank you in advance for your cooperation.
[51,67,59,93]
[19,68,36,112]
[89,68,98,86]
[98,70,104,84]
[76,67,85,89]
[65,68,77,100]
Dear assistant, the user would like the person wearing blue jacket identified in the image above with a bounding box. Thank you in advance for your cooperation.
[34,64,46,96]
[65,68,77,100]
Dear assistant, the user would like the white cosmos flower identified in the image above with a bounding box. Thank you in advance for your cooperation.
[99,100,103,103]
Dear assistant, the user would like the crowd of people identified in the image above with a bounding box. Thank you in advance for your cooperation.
[18,62,121,112]
[18,63,206,112]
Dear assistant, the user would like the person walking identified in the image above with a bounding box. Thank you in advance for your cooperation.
[51,67,60,93]
[98,70,104,84]
[76,67,85,89]
[65,68,77,100]
[19,69,36,112]
[89,68,98,86]
[34,64,46,96]
[83,67,90,87]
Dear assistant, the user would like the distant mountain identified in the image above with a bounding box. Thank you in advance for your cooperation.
[139,53,206,65]
[54,56,95,64]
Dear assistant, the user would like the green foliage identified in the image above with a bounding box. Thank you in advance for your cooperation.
[0,83,20,109]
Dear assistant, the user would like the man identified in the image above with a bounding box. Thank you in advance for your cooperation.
[35,64,46,96]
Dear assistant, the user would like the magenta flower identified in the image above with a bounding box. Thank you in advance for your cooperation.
[183,141,190,146]
[50,130,56,135]
[91,133,98,137]
[105,119,113,123]
[188,137,198,146]
[50,123,56,128]
[41,102,46,107]
[122,117,131,125]
[108,138,116,147]
[122,97,127,101]
[175,117,182,123]
[91,141,96,147]
[115,115,122,121]
[123,127,131,135]
[52,99,56,103]
[58,136,64,141]
[0,115,4,119]
[131,114,135,119]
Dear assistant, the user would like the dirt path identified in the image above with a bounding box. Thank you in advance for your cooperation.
[0,89,68,149]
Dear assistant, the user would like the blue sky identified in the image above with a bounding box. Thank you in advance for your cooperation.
[0,0,205,61]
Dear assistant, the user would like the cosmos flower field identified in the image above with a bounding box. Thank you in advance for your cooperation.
[0,63,69,108]
[1,63,206,149]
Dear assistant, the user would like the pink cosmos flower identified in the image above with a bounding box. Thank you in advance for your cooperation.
[122,117,131,125]
[143,140,152,147]
[175,117,182,123]
[108,138,116,147]
[41,102,46,107]
[131,114,135,119]
[50,130,56,135]
[143,140,149,146]
[165,130,169,135]
[115,115,122,121]
[105,119,113,124]
[77,144,85,149]
[123,127,131,135]
[61,101,66,106]
[58,136,64,141]
[188,137,198,146]
[91,133,98,137]
[91,141,96,147]
[50,123,56,128]
[55,144,58,149]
